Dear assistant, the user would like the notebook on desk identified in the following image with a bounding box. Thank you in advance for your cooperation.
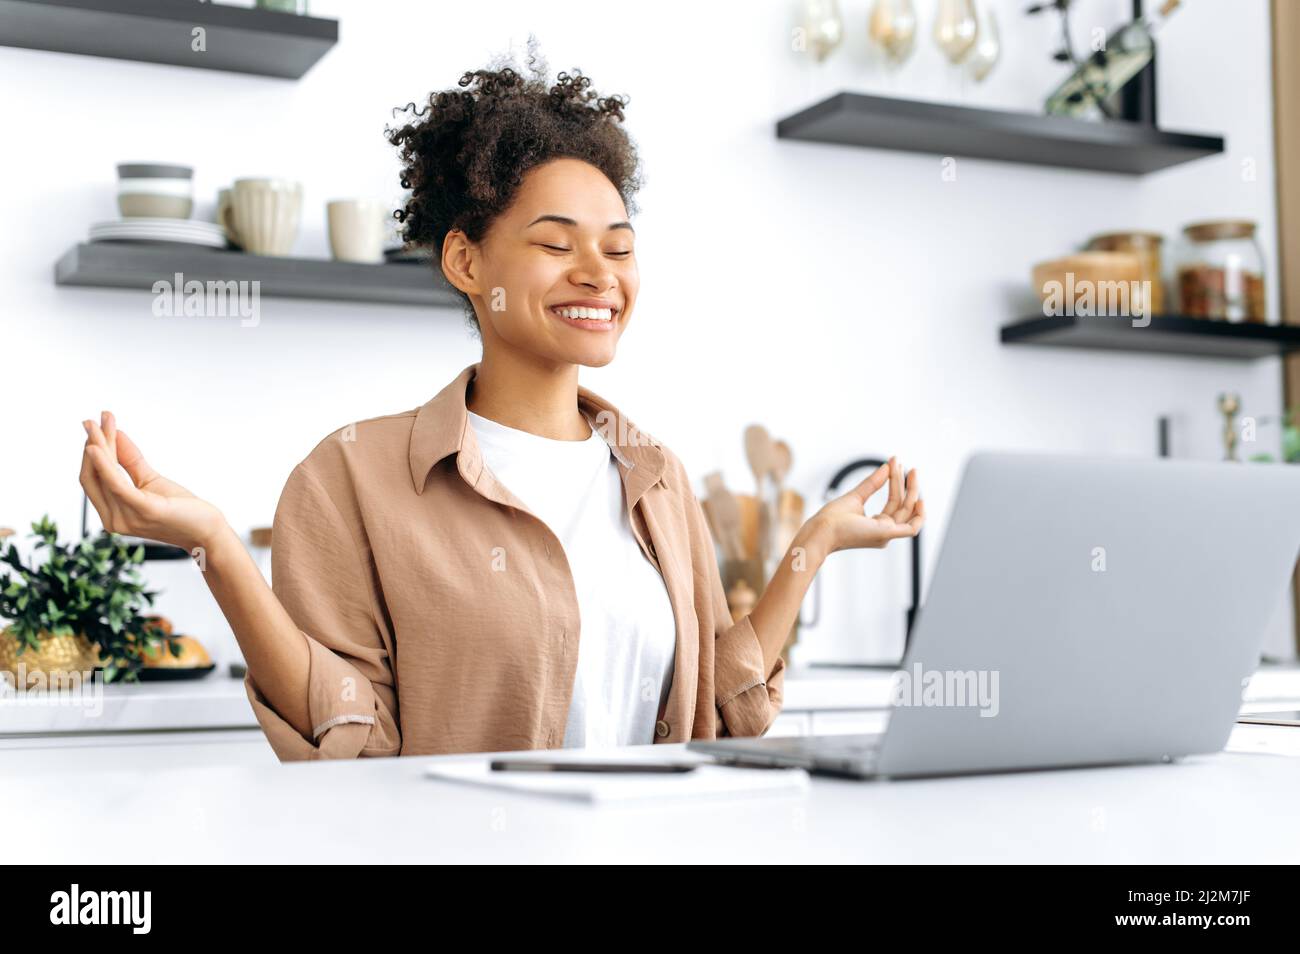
[423,758,810,805]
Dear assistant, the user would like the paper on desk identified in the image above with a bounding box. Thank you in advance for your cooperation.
[424,759,810,805]
[1244,667,1300,702]
[1227,722,1300,758]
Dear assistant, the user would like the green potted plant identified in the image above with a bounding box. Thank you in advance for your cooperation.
[0,516,180,685]
[1248,409,1300,464]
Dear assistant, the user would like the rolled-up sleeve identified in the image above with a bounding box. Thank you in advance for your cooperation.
[687,492,786,738]
[713,613,786,737]
[243,461,401,761]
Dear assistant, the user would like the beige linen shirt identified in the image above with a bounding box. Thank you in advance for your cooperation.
[244,362,786,760]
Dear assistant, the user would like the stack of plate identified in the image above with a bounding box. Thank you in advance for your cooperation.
[88,218,228,249]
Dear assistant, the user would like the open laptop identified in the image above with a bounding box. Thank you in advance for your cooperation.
[689,451,1300,779]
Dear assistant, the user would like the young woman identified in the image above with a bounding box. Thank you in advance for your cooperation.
[78,62,923,761]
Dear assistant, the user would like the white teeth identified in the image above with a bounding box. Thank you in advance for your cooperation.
[553,306,614,322]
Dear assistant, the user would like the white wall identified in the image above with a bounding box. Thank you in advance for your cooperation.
[0,0,1290,666]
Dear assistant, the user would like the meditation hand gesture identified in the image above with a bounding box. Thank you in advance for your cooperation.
[806,456,923,555]
[79,411,226,553]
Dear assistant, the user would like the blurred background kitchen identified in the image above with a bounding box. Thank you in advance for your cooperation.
[4,0,1300,767]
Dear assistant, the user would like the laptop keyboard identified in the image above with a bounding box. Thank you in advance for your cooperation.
[689,732,885,777]
[740,733,884,758]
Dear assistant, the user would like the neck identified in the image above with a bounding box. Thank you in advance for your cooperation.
[466,349,590,441]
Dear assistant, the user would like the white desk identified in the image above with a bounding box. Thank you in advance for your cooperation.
[4,666,1299,863]
[2,724,1298,864]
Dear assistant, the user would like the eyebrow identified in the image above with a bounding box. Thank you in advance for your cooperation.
[526,214,634,234]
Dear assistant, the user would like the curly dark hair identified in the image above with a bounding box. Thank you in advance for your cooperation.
[386,46,643,335]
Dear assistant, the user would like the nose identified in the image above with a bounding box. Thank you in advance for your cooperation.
[568,246,617,293]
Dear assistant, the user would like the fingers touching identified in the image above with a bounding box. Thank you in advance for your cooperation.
[847,457,924,530]
[115,429,157,487]
[876,461,923,536]
[78,436,112,526]
[80,411,152,532]
[101,409,118,460]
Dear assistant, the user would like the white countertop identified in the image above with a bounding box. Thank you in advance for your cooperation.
[2,725,1298,863]
[4,663,1299,735]
[0,664,895,735]
[7,665,1300,738]
[0,672,257,735]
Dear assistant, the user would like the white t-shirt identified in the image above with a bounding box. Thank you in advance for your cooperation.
[466,408,677,748]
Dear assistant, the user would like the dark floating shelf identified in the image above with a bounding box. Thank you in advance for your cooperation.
[0,0,337,79]
[1001,314,1300,360]
[55,242,460,309]
[776,93,1225,175]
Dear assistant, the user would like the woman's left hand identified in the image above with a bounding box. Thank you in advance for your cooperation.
[803,456,923,556]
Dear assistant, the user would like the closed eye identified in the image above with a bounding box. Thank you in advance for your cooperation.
[538,243,632,258]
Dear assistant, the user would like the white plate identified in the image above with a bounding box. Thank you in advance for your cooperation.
[89,234,228,248]
[91,222,221,230]
[90,219,225,237]
[90,227,224,236]
[94,217,223,229]
[89,220,228,247]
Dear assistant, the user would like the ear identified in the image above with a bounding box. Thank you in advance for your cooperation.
[440,228,481,297]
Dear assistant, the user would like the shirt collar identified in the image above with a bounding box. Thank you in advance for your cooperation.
[408,362,668,502]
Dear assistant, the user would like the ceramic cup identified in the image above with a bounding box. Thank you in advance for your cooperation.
[117,163,193,219]
[216,188,239,248]
[326,199,387,263]
[230,178,303,256]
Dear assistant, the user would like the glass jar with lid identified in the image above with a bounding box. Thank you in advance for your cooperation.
[1174,220,1267,323]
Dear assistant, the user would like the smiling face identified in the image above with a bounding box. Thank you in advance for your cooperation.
[442,157,638,369]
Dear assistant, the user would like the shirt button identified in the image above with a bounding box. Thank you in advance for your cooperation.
[655,719,670,738]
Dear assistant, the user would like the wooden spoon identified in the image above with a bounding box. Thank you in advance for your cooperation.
[771,440,792,491]
[743,424,776,495]
[744,425,783,564]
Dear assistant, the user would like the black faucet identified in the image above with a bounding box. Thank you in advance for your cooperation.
[806,457,922,661]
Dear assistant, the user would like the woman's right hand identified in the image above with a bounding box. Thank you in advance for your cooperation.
[79,411,228,553]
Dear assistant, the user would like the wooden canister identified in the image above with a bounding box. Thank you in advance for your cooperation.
[1086,230,1166,315]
